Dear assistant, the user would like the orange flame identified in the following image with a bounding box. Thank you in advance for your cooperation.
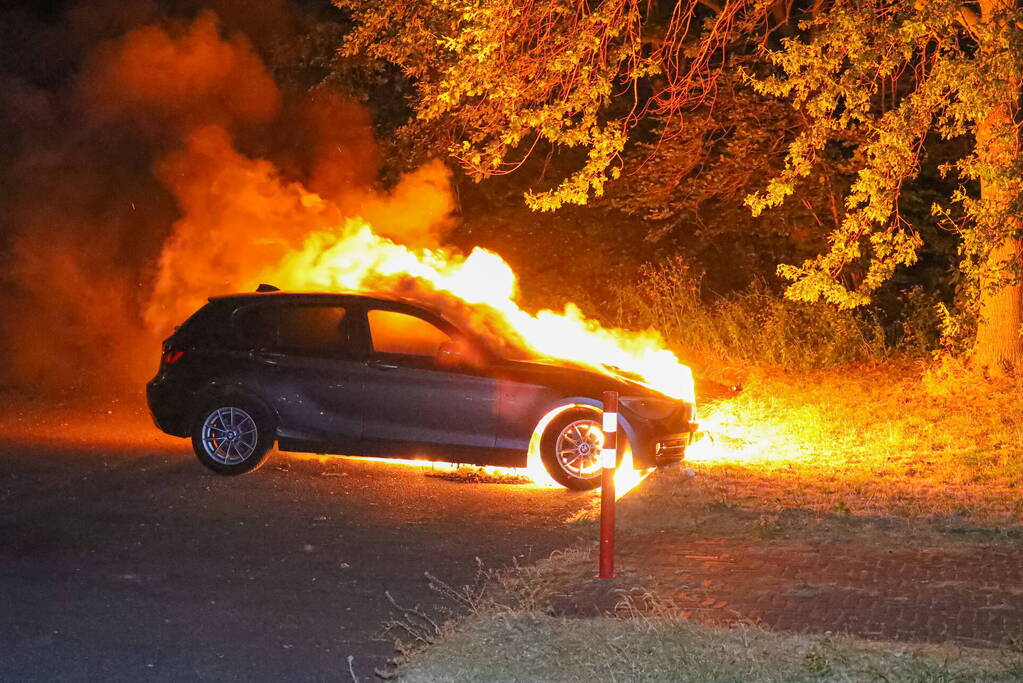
[128,28,694,486]
[266,221,695,402]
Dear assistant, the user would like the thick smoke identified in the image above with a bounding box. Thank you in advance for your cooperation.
[0,4,455,396]
[80,11,281,134]
[146,124,453,332]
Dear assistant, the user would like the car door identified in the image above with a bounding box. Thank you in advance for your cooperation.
[358,305,498,452]
[235,301,370,450]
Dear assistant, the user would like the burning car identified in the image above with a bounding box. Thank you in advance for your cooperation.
[147,288,697,489]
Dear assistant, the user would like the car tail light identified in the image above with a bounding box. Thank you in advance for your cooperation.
[162,350,185,365]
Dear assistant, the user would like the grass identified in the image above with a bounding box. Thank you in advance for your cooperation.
[392,545,1023,682]
[656,359,1023,540]
[383,360,1023,680]
[425,466,532,485]
[616,258,906,369]
[547,358,1023,544]
[398,613,1022,682]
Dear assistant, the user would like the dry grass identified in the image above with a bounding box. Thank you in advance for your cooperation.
[424,466,532,485]
[398,614,1022,682]
[394,546,1023,682]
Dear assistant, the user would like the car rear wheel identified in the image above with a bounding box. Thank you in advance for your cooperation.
[540,408,619,490]
[191,402,274,475]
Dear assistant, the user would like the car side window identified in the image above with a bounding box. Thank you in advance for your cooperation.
[277,305,351,356]
[234,304,278,349]
[367,309,451,357]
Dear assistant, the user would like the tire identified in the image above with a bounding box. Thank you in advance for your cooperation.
[539,408,621,491]
[191,400,275,475]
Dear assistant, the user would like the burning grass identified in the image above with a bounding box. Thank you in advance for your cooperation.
[647,360,1023,540]
[425,466,532,485]
[516,359,1023,544]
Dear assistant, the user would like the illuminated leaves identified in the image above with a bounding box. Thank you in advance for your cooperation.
[747,0,1023,310]
[336,0,653,210]
[336,0,1023,335]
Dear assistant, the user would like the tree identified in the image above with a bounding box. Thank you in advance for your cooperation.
[334,0,765,208]
[336,0,1023,368]
[746,0,1023,371]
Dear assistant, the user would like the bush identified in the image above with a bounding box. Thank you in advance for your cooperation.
[619,257,900,368]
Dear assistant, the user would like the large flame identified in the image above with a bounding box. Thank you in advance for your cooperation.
[262,220,695,402]
[264,217,690,494]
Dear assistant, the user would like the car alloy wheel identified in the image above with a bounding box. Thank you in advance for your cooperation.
[554,418,604,479]
[200,406,259,465]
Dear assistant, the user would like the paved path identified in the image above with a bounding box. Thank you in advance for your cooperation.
[0,396,591,682]
[566,535,1023,648]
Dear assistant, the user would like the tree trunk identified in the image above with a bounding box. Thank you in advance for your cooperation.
[975,235,1023,373]
[972,0,1023,374]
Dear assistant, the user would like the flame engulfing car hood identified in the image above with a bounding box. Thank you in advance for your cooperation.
[487,355,680,403]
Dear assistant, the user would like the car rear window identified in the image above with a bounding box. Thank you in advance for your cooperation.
[368,309,450,357]
[174,301,233,346]
[234,303,352,356]
[279,305,350,355]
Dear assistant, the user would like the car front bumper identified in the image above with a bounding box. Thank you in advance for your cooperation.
[625,401,698,469]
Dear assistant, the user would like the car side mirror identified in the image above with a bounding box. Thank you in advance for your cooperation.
[436,339,466,367]
[435,339,482,368]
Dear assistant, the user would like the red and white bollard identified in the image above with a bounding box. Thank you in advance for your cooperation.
[598,390,618,579]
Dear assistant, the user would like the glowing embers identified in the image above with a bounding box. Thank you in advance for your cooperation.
[287,451,546,485]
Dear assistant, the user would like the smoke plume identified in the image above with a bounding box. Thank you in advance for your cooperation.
[0,3,455,396]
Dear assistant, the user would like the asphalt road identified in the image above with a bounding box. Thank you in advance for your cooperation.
[0,395,593,681]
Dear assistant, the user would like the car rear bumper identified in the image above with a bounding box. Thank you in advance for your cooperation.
[146,374,191,438]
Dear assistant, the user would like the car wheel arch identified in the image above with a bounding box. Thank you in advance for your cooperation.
[192,381,280,435]
[527,396,638,457]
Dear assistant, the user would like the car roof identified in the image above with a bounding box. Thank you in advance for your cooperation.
[209,290,450,318]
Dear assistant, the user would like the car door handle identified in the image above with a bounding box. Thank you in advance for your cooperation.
[366,359,400,371]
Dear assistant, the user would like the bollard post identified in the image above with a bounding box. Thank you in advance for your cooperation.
[598,390,618,579]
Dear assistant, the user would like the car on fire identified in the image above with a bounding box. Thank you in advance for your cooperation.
[147,288,697,490]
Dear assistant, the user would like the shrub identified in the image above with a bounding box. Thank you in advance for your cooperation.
[619,257,902,368]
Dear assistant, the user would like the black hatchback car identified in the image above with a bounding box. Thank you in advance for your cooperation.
[147,289,696,489]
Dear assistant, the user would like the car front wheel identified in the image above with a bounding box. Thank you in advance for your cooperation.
[540,408,620,490]
[191,402,274,475]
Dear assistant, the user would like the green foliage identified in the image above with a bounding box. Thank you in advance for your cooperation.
[745,0,1023,312]
[608,67,853,283]
[336,0,1023,360]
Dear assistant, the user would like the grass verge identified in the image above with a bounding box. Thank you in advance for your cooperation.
[649,359,1023,541]
[393,545,1023,682]
[399,614,1021,682]
[386,361,1023,680]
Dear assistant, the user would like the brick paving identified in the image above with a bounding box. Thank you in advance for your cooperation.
[557,536,1023,647]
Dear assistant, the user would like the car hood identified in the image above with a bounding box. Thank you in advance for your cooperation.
[488,356,675,401]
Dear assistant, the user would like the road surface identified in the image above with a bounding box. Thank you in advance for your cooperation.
[0,394,594,681]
